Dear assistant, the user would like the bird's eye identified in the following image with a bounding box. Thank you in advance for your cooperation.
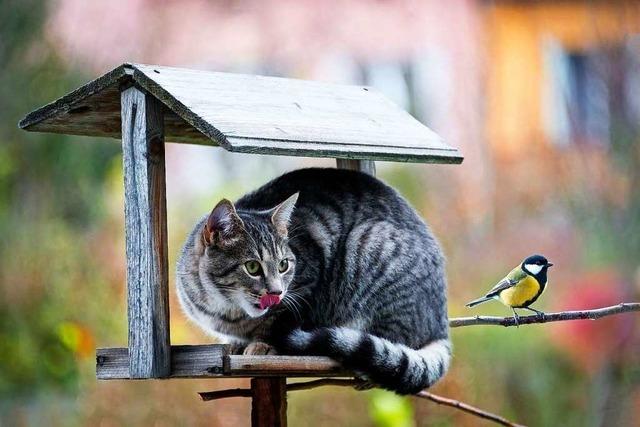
[278,259,289,273]
[245,260,262,276]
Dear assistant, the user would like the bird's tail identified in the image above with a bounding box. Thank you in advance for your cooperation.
[279,327,451,395]
[465,296,492,307]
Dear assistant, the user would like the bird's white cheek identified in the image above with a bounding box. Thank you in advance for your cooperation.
[525,264,543,275]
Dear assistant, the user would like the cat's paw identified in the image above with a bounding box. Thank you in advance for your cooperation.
[243,341,277,355]
[227,342,247,355]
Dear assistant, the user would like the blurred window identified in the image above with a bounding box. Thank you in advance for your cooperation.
[543,36,640,149]
[542,37,610,148]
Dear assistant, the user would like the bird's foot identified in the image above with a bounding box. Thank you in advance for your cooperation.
[511,308,520,328]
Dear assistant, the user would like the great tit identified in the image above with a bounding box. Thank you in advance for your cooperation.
[466,254,553,326]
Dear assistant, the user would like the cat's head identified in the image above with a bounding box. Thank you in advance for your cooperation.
[196,193,299,318]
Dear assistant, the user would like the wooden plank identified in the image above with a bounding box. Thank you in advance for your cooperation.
[97,345,226,379]
[226,355,346,377]
[225,136,461,163]
[19,63,463,164]
[18,72,208,145]
[96,347,129,379]
[96,345,350,379]
[132,64,452,149]
[336,159,376,175]
[121,86,171,378]
[251,378,287,427]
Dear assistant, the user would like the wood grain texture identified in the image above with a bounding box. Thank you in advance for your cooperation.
[226,355,347,376]
[97,345,226,379]
[19,63,463,164]
[251,378,288,427]
[121,86,171,378]
[96,345,350,379]
[336,159,376,175]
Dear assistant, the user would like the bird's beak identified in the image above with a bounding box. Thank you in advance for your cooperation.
[547,263,554,267]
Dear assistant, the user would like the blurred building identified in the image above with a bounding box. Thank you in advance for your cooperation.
[485,1,640,158]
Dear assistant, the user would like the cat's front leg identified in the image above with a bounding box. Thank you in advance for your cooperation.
[243,341,278,355]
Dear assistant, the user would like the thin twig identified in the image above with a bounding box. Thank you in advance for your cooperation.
[200,378,522,426]
[449,302,640,328]
[415,391,524,427]
[199,388,252,401]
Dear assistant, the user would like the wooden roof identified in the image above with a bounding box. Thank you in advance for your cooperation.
[20,63,462,164]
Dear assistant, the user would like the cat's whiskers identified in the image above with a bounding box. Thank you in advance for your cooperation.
[281,295,303,321]
[286,289,312,312]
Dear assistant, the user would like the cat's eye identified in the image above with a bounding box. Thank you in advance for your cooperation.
[244,260,262,276]
[278,259,289,273]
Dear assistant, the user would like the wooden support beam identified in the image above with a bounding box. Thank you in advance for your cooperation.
[96,345,348,379]
[251,378,287,427]
[121,86,171,378]
[336,158,376,176]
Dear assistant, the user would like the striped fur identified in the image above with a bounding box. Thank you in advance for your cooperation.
[284,328,451,394]
[176,168,451,394]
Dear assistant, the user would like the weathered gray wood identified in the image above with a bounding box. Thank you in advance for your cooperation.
[96,347,130,379]
[121,86,171,378]
[97,345,226,379]
[19,63,463,164]
[251,378,287,427]
[336,159,376,175]
[96,345,350,379]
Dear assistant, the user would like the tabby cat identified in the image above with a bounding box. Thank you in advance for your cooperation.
[176,168,450,394]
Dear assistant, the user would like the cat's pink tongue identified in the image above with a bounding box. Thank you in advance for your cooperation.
[259,294,281,310]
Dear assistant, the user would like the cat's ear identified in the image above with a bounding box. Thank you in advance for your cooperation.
[202,199,244,247]
[271,192,299,236]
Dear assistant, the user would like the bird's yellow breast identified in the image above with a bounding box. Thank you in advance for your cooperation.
[499,276,542,308]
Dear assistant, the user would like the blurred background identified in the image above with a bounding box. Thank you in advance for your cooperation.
[1,0,639,425]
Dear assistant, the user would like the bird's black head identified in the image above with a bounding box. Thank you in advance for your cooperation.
[522,254,553,276]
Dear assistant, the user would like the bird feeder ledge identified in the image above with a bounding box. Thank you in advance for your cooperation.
[20,63,463,427]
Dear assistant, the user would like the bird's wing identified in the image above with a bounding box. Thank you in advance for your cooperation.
[485,267,528,297]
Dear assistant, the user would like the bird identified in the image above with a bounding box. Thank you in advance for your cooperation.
[466,254,553,326]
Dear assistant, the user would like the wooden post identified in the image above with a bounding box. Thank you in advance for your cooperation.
[336,159,376,176]
[121,86,171,378]
[251,378,287,427]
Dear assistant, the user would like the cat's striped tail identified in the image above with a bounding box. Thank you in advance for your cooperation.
[280,327,451,395]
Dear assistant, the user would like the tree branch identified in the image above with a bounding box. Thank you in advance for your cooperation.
[449,302,640,328]
[200,379,523,426]
[415,391,524,427]
[199,388,252,401]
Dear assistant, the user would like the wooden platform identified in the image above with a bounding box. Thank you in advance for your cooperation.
[96,345,350,380]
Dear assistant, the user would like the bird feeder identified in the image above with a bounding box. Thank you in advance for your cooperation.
[20,63,462,426]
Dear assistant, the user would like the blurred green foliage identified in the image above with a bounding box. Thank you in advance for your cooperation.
[368,390,414,427]
[0,0,120,402]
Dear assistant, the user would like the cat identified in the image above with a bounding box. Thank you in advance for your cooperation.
[176,168,450,394]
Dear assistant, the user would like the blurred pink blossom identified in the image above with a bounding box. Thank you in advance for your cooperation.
[46,0,480,73]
